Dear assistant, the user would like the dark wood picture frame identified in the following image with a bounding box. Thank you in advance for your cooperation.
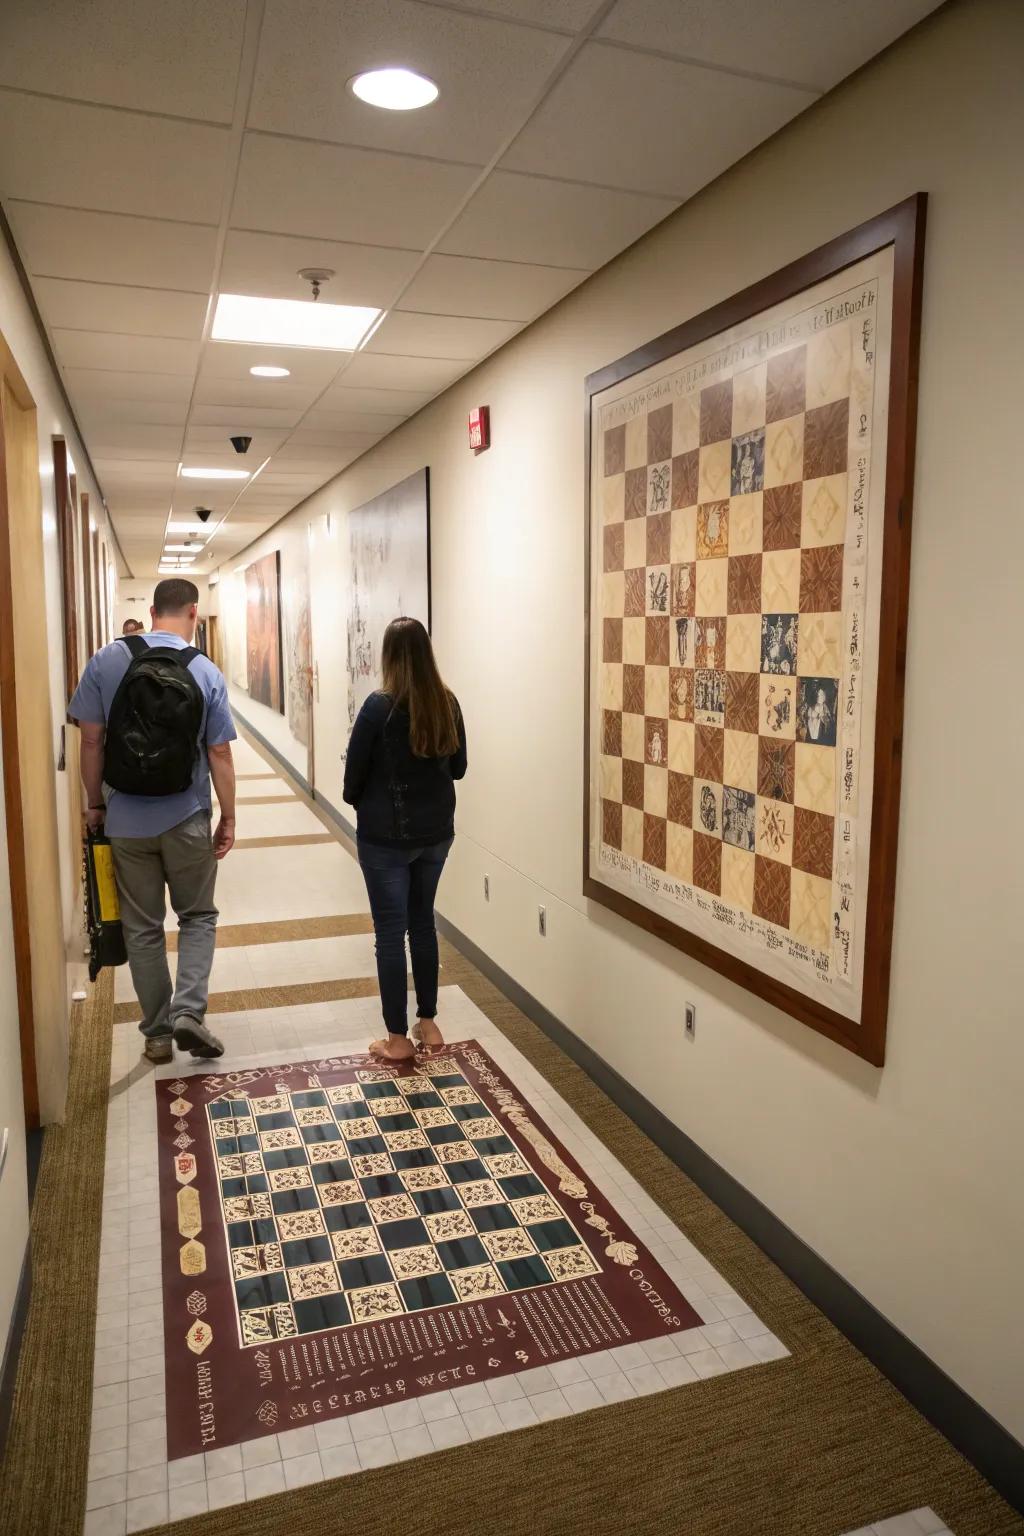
[583,194,926,1066]
[53,437,80,704]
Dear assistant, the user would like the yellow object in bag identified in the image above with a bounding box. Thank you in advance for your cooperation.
[84,829,128,980]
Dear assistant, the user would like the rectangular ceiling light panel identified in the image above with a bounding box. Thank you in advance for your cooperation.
[211,293,381,351]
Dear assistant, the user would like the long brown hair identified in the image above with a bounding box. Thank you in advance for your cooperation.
[381,617,459,758]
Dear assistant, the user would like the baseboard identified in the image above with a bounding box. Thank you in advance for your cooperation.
[231,709,312,796]
[0,1240,32,1459]
[311,789,356,843]
[434,909,1024,1517]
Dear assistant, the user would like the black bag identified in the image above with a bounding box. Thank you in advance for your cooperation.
[104,635,204,796]
[83,828,127,981]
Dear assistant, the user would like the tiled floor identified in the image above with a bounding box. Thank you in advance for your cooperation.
[841,1513,952,1535]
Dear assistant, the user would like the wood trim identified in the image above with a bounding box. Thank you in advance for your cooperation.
[53,438,80,706]
[80,491,94,659]
[582,194,927,1066]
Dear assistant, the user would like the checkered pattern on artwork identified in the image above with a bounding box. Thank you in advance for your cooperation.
[599,338,848,955]
[210,1059,600,1346]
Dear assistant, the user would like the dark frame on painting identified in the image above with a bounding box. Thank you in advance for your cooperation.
[246,548,285,714]
[582,194,927,1066]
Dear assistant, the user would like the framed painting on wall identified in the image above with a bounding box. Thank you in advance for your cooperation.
[245,549,284,713]
[584,195,926,1065]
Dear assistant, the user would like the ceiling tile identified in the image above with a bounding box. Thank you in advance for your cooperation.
[200,341,341,387]
[52,330,200,374]
[34,278,206,339]
[302,407,407,434]
[0,0,246,121]
[75,398,189,428]
[232,134,479,248]
[251,0,570,165]
[6,203,218,290]
[339,351,470,392]
[400,252,589,321]
[409,0,596,26]
[86,425,185,457]
[192,374,322,415]
[221,229,420,307]
[190,401,308,430]
[93,456,178,482]
[597,0,942,91]
[366,311,520,360]
[315,383,432,416]
[501,42,814,197]
[0,92,231,222]
[438,168,675,267]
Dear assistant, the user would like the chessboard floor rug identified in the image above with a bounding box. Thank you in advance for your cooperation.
[0,733,1020,1536]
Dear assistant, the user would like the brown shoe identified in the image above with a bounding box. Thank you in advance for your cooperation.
[143,1034,173,1064]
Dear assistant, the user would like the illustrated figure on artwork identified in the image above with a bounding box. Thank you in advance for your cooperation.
[805,686,833,742]
[650,728,664,765]
[705,503,723,545]
[797,677,838,746]
[648,569,668,613]
[649,463,670,512]
[675,617,691,667]
[761,613,798,675]
[764,683,791,734]
[699,785,718,834]
[673,565,692,614]
[723,787,755,852]
[738,441,757,495]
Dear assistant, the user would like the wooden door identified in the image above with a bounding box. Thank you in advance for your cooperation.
[80,491,95,658]
[0,336,69,1126]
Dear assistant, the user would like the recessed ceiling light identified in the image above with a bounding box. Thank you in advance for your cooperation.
[250,364,290,378]
[164,543,201,551]
[212,293,380,351]
[180,466,250,480]
[350,67,438,111]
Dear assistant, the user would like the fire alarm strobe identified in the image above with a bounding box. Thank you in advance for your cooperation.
[468,405,490,453]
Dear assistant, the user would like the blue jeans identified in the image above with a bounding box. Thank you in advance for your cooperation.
[357,838,453,1036]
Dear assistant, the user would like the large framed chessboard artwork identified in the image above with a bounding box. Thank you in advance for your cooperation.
[584,196,926,1065]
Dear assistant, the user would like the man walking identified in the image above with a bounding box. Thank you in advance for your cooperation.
[71,578,236,1063]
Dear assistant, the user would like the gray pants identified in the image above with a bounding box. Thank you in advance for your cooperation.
[110,811,219,1038]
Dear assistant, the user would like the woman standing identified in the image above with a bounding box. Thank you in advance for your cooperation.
[343,617,467,1062]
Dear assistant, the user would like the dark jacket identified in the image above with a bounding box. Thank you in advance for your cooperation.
[342,691,467,848]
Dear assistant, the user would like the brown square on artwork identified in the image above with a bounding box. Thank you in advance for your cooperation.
[625,467,647,519]
[622,664,645,716]
[757,737,796,803]
[646,616,670,666]
[604,423,626,477]
[700,380,733,446]
[647,405,673,465]
[804,399,849,479]
[693,831,722,894]
[753,854,791,928]
[800,544,843,613]
[643,813,667,870]
[624,567,645,618]
[762,484,803,550]
[671,450,699,510]
[728,553,762,614]
[646,511,671,567]
[766,345,806,423]
[667,770,693,826]
[694,723,724,783]
[725,671,759,734]
[602,709,622,757]
[622,759,644,810]
[793,807,834,880]
[602,798,622,849]
[603,617,623,662]
[603,523,624,573]
[644,716,669,766]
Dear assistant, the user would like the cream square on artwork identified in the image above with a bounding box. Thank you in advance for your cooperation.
[666,822,693,882]
[790,869,832,951]
[600,662,623,711]
[601,472,625,525]
[600,754,622,801]
[644,764,668,817]
[625,413,646,470]
[624,515,647,571]
[622,805,643,859]
[602,571,624,619]
[759,673,796,741]
[622,617,646,666]
[764,413,804,489]
[728,492,763,556]
[670,505,697,564]
[798,611,842,678]
[721,844,755,912]
[645,665,669,717]
[732,361,767,436]
[726,613,761,674]
[795,743,836,814]
[698,439,731,503]
[761,548,801,613]
[806,324,852,408]
[672,393,700,456]
[755,796,793,865]
[696,558,727,617]
[802,474,847,548]
[668,720,695,775]
[622,712,644,762]
[723,728,758,793]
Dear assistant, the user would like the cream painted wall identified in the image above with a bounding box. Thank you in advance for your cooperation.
[212,0,1024,1439]
[114,575,209,635]
[0,700,28,1370]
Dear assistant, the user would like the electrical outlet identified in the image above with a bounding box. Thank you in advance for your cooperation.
[685,1002,696,1039]
[483,874,490,901]
[538,905,547,937]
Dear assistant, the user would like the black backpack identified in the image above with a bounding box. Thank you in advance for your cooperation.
[104,635,205,796]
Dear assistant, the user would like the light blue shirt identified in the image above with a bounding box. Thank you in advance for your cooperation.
[69,631,236,838]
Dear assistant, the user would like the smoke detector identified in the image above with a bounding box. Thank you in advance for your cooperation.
[298,267,335,302]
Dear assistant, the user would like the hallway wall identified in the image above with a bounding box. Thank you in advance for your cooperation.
[211,0,1024,1439]
[114,574,209,636]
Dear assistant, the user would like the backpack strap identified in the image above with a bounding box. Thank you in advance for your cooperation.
[175,646,200,669]
[120,634,148,658]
